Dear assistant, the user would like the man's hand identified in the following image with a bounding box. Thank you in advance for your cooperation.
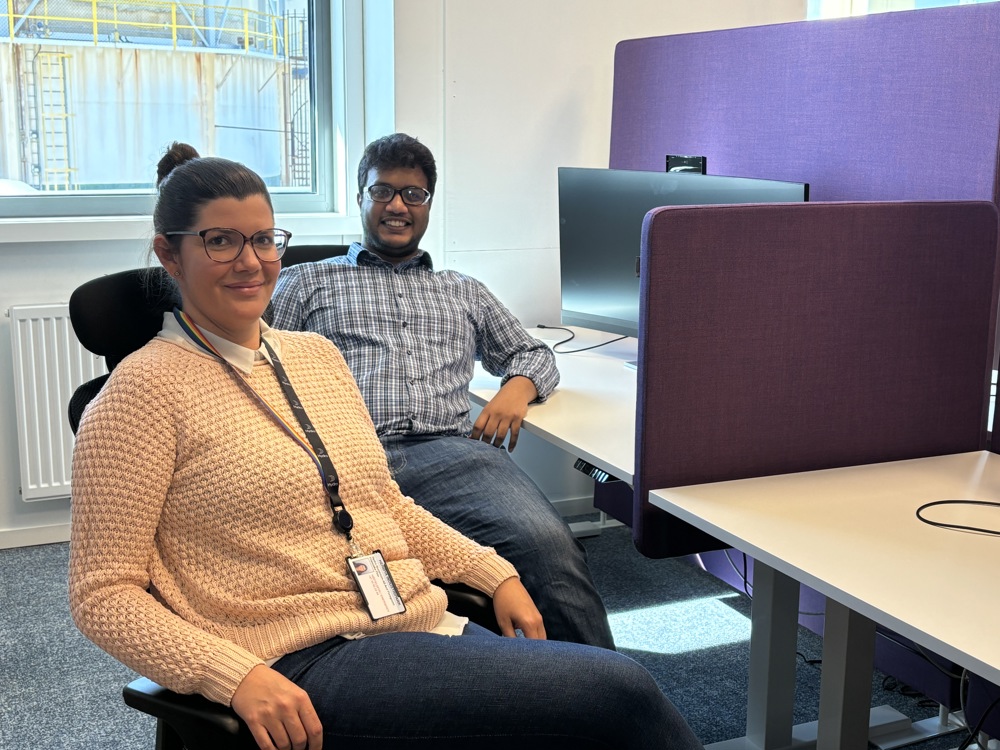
[231,664,324,750]
[492,577,546,639]
[469,376,537,452]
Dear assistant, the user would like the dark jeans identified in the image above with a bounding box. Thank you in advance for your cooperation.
[383,434,615,649]
[273,624,704,749]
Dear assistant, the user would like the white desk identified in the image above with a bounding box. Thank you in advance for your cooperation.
[469,327,638,483]
[651,451,1000,749]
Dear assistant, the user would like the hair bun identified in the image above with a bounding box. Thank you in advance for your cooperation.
[156,142,201,188]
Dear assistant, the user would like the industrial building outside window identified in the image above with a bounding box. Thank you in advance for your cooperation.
[0,0,363,218]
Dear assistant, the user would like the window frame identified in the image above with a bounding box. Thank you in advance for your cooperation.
[0,0,384,237]
[807,0,998,19]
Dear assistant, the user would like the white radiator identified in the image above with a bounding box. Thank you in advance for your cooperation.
[9,303,106,502]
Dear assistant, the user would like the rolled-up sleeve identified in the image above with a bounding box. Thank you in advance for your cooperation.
[475,283,559,401]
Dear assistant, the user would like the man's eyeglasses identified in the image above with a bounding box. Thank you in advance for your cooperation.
[164,228,292,263]
[364,184,432,206]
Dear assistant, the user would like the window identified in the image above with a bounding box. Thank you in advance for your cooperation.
[0,0,381,219]
[808,0,997,19]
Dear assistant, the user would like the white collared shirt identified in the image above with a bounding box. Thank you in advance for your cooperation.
[157,313,281,374]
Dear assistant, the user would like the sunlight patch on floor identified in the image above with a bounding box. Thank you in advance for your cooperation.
[608,592,751,654]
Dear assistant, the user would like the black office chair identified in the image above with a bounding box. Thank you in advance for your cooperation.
[67,245,352,431]
[68,250,500,750]
[282,242,352,265]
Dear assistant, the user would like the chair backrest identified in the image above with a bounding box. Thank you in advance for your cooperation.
[69,267,180,373]
[282,243,350,266]
[67,244,350,432]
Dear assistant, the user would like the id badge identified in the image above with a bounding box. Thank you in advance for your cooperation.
[347,551,406,620]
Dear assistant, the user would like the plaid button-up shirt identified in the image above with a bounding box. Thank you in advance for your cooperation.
[271,243,559,439]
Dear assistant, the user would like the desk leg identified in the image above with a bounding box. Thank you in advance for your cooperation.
[816,599,876,750]
[746,562,801,750]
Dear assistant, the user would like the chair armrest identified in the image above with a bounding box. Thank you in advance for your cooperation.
[434,580,501,634]
[123,677,254,750]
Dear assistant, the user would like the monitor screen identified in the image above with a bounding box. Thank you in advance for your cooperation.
[558,167,809,337]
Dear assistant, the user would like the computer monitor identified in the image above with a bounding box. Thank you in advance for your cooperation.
[558,167,809,337]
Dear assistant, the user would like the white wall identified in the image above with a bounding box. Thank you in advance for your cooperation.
[389,0,806,518]
[393,0,807,325]
[0,0,806,548]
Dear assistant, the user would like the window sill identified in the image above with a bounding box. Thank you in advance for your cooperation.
[0,212,362,245]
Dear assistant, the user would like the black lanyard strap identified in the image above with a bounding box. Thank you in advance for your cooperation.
[171,308,354,539]
[261,339,354,538]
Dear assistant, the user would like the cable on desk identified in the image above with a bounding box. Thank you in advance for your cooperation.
[536,324,629,354]
[915,499,1000,536]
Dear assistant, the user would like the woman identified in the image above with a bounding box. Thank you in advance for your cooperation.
[69,143,704,750]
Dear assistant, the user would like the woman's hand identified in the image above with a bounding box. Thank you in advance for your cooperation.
[231,664,323,750]
[492,577,546,639]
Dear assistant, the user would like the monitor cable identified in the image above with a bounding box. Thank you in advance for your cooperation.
[536,324,629,354]
[915,499,1000,536]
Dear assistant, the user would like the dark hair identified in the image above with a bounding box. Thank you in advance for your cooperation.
[153,142,272,237]
[357,133,437,196]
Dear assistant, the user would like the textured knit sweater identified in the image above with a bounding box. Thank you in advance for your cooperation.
[69,330,518,706]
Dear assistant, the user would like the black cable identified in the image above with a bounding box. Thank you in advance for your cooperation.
[915,499,1000,536]
[536,324,629,354]
[873,629,965,680]
[957,692,1000,750]
[797,651,822,666]
[720,548,754,599]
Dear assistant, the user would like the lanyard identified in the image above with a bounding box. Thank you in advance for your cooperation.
[172,309,355,540]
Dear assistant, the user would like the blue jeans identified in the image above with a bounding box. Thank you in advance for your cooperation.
[383,435,615,649]
[273,624,703,749]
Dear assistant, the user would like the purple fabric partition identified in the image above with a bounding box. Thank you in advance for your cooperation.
[610,4,1000,205]
[604,6,1000,705]
[966,673,1000,736]
[631,201,999,558]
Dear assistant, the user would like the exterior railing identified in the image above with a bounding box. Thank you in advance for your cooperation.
[1,0,298,57]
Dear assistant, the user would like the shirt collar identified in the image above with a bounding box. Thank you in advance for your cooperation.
[349,241,434,270]
[159,312,281,375]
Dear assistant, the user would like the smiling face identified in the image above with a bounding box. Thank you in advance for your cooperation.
[357,166,432,264]
[153,194,278,349]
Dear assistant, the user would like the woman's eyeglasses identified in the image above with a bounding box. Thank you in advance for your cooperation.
[164,228,292,263]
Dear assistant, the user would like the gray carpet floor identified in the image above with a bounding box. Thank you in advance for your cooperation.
[0,526,974,749]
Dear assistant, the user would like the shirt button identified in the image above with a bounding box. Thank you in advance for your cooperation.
[402,321,408,328]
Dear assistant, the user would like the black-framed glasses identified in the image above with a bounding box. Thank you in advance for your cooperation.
[364,184,432,206]
[164,227,292,263]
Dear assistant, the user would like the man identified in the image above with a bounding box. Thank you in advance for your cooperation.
[271,133,614,649]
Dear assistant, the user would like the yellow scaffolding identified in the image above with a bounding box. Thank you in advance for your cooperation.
[22,47,77,190]
[3,0,292,55]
